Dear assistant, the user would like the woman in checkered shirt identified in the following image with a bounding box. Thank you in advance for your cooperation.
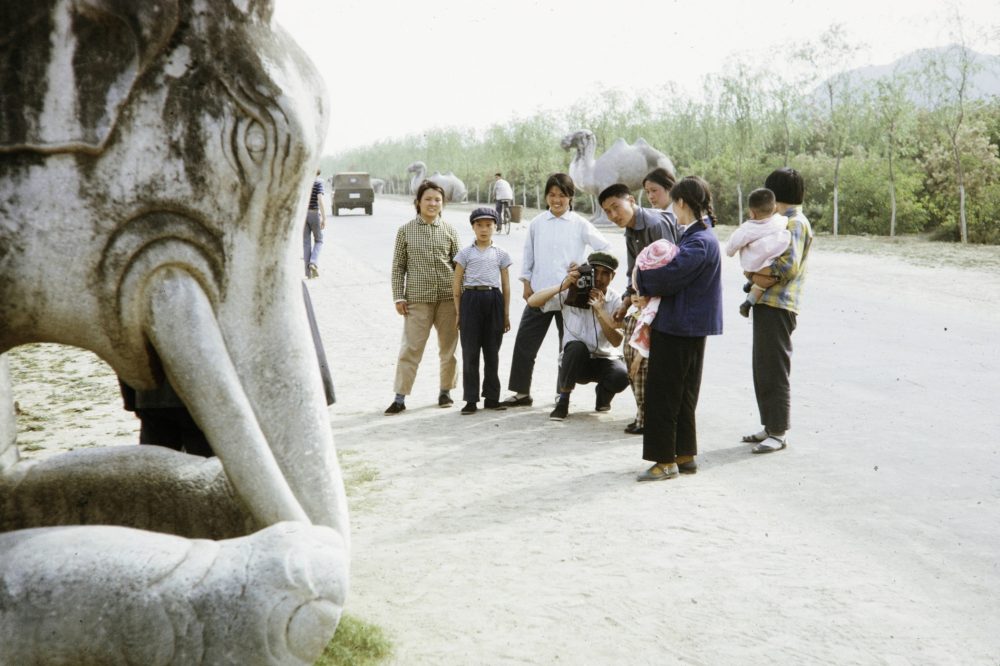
[384,181,462,415]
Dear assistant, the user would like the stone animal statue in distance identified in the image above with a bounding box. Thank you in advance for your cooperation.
[405,160,469,202]
[0,2,349,664]
[561,129,677,202]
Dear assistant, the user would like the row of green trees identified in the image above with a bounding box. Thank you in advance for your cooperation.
[325,26,1000,243]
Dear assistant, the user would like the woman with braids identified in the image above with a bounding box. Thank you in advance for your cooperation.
[633,176,723,481]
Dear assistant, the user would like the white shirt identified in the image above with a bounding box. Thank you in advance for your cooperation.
[493,178,514,201]
[521,210,611,312]
[560,287,623,358]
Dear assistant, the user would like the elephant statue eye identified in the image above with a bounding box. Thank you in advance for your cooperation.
[245,122,267,160]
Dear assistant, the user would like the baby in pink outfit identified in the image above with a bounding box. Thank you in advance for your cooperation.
[627,238,679,376]
[725,188,790,317]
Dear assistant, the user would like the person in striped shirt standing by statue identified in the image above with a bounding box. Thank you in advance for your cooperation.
[303,169,327,279]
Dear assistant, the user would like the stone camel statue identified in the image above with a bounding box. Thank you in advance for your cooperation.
[406,161,469,202]
[0,2,349,664]
[561,129,677,201]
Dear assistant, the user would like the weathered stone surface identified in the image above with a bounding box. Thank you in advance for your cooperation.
[0,1,349,663]
[0,522,348,666]
[0,446,258,539]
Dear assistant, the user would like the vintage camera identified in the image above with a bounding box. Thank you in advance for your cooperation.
[566,263,594,309]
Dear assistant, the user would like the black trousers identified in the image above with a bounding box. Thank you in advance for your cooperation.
[507,305,563,395]
[557,341,630,396]
[460,289,505,402]
[752,304,797,433]
[642,331,706,464]
[137,408,214,457]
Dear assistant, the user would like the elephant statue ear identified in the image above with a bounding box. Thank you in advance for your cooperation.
[0,0,179,154]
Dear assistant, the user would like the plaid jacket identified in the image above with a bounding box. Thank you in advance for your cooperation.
[757,206,813,314]
[391,216,460,303]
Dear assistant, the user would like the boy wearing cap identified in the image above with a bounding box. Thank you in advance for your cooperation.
[526,251,629,421]
[453,208,513,414]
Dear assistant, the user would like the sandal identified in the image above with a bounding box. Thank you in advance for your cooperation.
[741,430,768,443]
[751,436,787,454]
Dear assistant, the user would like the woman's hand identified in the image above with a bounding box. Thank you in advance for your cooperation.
[504,316,511,333]
[395,301,409,316]
[522,283,534,301]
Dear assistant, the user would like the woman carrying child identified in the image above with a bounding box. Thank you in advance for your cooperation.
[633,176,723,481]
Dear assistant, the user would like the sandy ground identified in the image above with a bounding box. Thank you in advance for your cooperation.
[8,194,1000,665]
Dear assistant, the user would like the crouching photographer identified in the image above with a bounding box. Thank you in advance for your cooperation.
[526,252,630,421]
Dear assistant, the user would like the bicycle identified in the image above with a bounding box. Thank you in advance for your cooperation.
[496,200,512,235]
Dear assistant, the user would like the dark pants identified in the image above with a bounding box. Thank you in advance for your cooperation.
[137,408,214,457]
[557,341,629,397]
[507,305,563,395]
[752,304,797,433]
[460,289,505,402]
[642,331,706,464]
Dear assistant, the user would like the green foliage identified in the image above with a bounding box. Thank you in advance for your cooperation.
[326,54,1000,243]
[315,614,392,666]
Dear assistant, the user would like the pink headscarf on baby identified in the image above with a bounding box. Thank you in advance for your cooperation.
[636,239,678,270]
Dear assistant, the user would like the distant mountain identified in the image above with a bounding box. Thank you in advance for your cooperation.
[816,45,1000,104]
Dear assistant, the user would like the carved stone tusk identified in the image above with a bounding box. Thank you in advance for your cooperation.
[0,355,18,472]
[144,267,309,526]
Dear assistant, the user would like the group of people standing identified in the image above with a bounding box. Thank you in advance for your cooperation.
[384,166,813,482]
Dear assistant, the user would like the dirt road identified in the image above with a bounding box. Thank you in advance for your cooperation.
[308,197,1000,664]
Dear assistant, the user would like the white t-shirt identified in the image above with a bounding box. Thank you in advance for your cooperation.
[559,287,623,358]
[493,178,514,201]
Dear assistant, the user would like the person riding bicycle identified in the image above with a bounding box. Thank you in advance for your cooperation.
[493,172,514,230]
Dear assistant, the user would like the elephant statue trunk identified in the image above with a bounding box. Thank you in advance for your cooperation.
[0,2,350,663]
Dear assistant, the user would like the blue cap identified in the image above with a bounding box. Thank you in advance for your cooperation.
[469,207,499,224]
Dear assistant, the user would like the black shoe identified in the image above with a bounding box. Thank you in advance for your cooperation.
[438,393,454,408]
[595,385,613,412]
[483,399,507,411]
[739,301,752,318]
[549,398,569,421]
[624,422,644,435]
[500,394,533,407]
[461,402,477,415]
[384,401,405,415]
[742,281,752,293]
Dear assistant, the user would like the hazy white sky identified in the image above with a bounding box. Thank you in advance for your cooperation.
[274,0,998,156]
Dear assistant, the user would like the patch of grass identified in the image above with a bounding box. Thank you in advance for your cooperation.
[315,614,392,666]
[19,443,44,452]
[338,448,380,497]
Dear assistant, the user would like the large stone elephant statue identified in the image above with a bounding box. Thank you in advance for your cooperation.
[0,1,349,664]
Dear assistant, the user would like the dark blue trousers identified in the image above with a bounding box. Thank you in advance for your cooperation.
[642,331,706,464]
[507,305,563,395]
[460,289,505,403]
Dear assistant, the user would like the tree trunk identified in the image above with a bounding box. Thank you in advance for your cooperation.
[736,182,744,224]
[959,183,967,243]
[888,144,897,237]
[952,136,968,243]
[833,153,842,236]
